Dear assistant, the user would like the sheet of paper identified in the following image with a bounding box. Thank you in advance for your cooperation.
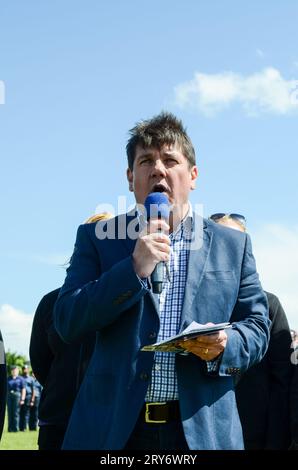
[141,322,232,353]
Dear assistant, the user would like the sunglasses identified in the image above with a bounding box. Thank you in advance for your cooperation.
[209,213,246,228]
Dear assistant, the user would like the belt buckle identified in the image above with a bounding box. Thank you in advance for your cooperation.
[145,402,167,424]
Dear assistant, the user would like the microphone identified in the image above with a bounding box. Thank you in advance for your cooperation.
[144,192,170,294]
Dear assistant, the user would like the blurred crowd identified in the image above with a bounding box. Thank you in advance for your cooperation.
[6,364,42,433]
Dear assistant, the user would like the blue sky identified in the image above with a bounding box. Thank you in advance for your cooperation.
[0,1,298,355]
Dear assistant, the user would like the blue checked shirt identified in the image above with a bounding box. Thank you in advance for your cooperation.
[145,211,192,402]
[141,207,219,402]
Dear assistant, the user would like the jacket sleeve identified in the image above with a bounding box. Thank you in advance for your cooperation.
[218,234,271,376]
[54,224,149,343]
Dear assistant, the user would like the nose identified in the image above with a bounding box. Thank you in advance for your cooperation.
[151,159,166,177]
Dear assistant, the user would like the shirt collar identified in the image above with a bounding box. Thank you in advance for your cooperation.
[171,204,193,241]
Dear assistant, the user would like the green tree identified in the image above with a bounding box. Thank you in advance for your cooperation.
[5,350,30,376]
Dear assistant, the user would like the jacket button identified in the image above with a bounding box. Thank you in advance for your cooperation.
[149,332,157,339]
[140,372,149,381]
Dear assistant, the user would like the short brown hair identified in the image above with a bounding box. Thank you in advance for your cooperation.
[126,111,196,170]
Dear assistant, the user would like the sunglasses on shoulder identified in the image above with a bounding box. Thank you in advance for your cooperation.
[209,213,246,228]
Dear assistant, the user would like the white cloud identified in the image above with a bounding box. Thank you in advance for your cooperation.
[0,304,33,357]
[174,67,298,116]
[251,224,298,330]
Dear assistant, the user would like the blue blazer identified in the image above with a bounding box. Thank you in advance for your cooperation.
[54,213,270,450]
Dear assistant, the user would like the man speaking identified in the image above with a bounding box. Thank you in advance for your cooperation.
[54,112,270,450]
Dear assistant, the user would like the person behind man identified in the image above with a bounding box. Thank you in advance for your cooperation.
[54,112,270,450]
[29,213,112,450]
[7,365,26,432]
[290,371,298,450]
[0,329,7,440]
[290,330,298,449]
[210,212,293,449]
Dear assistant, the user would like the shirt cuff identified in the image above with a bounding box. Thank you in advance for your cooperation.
[136,274,150,290]
[206,353,223,374]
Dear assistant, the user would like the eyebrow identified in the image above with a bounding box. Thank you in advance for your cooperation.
[136,150,179,160]
[136,152,154,160]
[162,151,179,157]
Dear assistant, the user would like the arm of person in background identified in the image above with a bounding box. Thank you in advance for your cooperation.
[30,385,35,407]
[29,289,60,386]
[265,293,293,449]
[20,379,26,405]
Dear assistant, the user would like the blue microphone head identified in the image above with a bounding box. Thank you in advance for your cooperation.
[144,192,170,221]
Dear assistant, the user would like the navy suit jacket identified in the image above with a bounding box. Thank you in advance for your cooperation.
[54,213,270,450]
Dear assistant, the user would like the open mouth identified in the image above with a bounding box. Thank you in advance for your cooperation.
[152,184,168,193]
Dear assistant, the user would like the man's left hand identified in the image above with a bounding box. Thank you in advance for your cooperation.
[177,323,228,361]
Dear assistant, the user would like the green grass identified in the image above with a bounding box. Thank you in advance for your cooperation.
[0,413,38,450]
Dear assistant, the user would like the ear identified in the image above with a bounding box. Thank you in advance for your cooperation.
[190,165,198,190]
[126,168,134,192]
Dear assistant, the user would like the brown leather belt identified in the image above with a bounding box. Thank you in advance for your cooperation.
[142,401,180,424]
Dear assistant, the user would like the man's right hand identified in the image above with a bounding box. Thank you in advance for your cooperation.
[132,219,170,279]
